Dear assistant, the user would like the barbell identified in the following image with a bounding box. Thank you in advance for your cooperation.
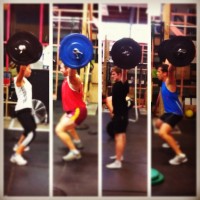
[158,39,170,63]
[110,38,142,69]
[6,31,43,66]
[59,33,93,69]
[158,36,196,67]
[60,36,142,70]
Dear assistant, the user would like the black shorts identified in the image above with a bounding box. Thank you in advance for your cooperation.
[16,108,36,135]
[160,113,183,128]
[112,114,128,134]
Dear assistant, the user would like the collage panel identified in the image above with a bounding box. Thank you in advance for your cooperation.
[101,3,148,196]
[52,3,99,196]
[151,3,197,196]
[3,3,50,196]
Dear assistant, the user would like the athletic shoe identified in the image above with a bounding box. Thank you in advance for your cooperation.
[169,154,188,165]
[73,140,84,149]
[109,155,124,161]
[13,144,30,152]
[10,154,27,166]
[162,142,180,148]
[106,160,122,169]
[62,151,82,161]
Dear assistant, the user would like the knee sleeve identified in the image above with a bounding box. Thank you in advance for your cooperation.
[21,131,36,147]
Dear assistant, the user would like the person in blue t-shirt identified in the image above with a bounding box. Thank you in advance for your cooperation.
[155,59,188,165]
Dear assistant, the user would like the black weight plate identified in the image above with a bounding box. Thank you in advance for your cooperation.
[166,36,195,66]
[158,39,170,63]
[111,38,141,69]
[6,31,43,65]
[106,120,115,139]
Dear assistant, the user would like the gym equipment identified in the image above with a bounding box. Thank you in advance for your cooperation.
[126,96,134,110]
[129,66,139,123]
[6,31,43,65]
[158,36,195,66]
[110,38,142,69]
[151,168,164,185]
[32,99,48,124]
[106,120,115,139]
[54,187,68,196]
[4,71,11,85]
[59,33,93,69]
[185,109,194,118]
[158,39,170,63]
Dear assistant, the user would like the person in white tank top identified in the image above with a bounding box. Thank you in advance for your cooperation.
[10,65,37,166]
[14,75,32,111]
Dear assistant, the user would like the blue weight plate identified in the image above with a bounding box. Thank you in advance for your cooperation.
[59,33,93,69]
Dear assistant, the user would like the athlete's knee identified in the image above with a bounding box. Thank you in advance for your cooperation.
[55,124,61,136]
[158,128,170,140]
[158,129,164,138]
[21,131,36,146]
[155,119,162,129]
[55,123,68,137]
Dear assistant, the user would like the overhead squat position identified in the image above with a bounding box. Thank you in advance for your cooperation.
[155,60,188,165]
[10,65,36,166]
[55,62,87,161]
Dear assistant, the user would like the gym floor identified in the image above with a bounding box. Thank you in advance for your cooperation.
[53,100,98,196]
[4,121,49,196]
[3,104,196,197]
[152,116,196,196]
[102,108,147,196]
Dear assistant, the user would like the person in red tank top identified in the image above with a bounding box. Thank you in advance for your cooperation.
[55,62,87,161]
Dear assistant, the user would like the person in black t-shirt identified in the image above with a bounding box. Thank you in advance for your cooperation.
[106,66,129,169]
